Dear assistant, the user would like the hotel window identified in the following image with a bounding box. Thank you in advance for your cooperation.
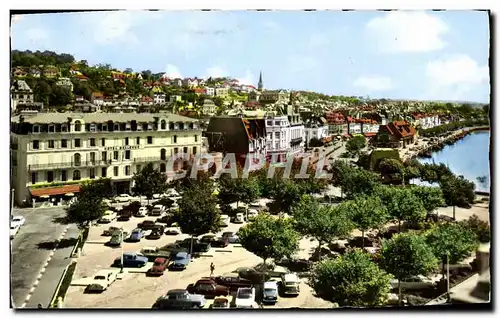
[48,140,55,149]
[174,148,179,154]
[61,170,67,182]
[114,124,120,131]
[183,147,188,154]
[267,121,273,126]
[73,170,81,181]
[89,168,96,179]
[193,146,197,155]
[136,137,140,145]
[275,132,280,138]
[101,138,106,146]
[173,135,177,143]
[161,120,166,130]
[31,172,37,184]
[47,171,54,183]
[32,125,40,133]
[48,125,55,133]
[74,121,82,132]
[102,124,108,131]
[160,163,166,173]
[74,139,81,148]
[101,167,107,178]
[90,138,96,147]
[90,124,96,132]
[113,166,119,176]
[147,136,153,144]
[125,137,129,146]
[61,124,68,132]
[161,149,167,160]
[195,135,198,142]
[125,166,131,176]
[101,151,107,162]
[113,151,119,160]
[274,121,280,126]
[125,150,131,160]
[61,139,68,148]
[90,152,96,163]
[142,123,148,131]
[32,140,40,150]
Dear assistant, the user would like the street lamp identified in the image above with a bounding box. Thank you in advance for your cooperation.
[120,227,124,274]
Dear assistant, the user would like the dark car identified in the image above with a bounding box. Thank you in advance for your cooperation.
[102,226,120,236]
[156,214,175,225]
[178,238,211,253]
[199,235,228,248]
[117,210,132,221]
[148,257,168,276]
[213,275,253,291]
[169,252,191,270]
[187,279,230,298]
[127,228,144,242]
[233,267,270,284]
[147,229,163,240]
[152,289,206,309]
[138,220,156,231]
[113,253,148,268]
[152,224,165,233]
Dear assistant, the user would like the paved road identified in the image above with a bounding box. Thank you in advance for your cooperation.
[25,225,79,308]
[10,207,71,308]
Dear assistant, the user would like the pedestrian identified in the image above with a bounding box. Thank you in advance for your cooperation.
[37,303,43,309]
[210,262,215,276]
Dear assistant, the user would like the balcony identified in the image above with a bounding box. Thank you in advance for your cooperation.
[133,156,162,163]
[28,160,112,171]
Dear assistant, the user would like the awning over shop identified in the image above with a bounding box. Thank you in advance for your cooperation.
[30,184,81,197]
[364,132,377,138]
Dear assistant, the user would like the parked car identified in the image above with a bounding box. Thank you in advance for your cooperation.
[117,210,132,221]
[164,227,181,235]
[178,238,211,253]
[107,231,126,247]
[220,214,230,227]
[390,276,436,290]
[235,287,257,308]
[152,224,165,233]
[10,224,20,239]
[199,235,228,248]
[152,289,206,309]
[169,252,191,270]
[85,270,118,293]
[233,213,245,224]
[147,229,163,240]
[222,232,239,244]
[102,226,120,236]
[150,205,165,216]
[213,275,253,291]
[211,297,230,309]
[247,209,258,221]
[115,194,133,203]
[281,273,300,296]
[113,253,148,268]
[262,281,279,304]
[187,279,230,298]
[136,207,148,217]
[11,216,26,228]
[127,228,144,242]
[138,220,156,231]
[232,267,270,284]
[99,211,117,223]
[139,247,172,262]
[148,257,169,276]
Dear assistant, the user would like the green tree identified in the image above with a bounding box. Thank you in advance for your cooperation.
[458,215,491,243]
[439,175,476,219]
[50,84,72,106]
[378,158,405,184]
[292,195,355,259]
[176,183,221,254]
[346,135,366,155]
[377,187,426,231]
[380,233,438,305]
[33,79,52,105]
[79,177,115,200]
[425,222,479,280]
[342,168,381,199]
[309,249,393,307]
[268,179,305,214]
[65,197,107,229]
[213,97,224,107]
[238,212,300,265]
[344,195,388,247]
[409,186,445,216]
[131,163,167,203]
[218,173,261,211]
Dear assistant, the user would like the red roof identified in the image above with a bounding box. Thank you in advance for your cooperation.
[385,121,416,138]
[364,132,377,137]
[30,184,81,197]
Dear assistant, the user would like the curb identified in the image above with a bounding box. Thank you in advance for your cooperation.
[19,225,70,309]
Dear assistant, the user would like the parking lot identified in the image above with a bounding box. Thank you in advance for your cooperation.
[11,207,72,307]
[63,206,331,309]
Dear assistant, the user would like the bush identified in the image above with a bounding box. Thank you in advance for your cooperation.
[52,262,77,307]
[458,215,491,243]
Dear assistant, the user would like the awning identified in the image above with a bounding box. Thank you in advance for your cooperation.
[343,134,351,138]
[364,132,377,137]
[30,184,81,197]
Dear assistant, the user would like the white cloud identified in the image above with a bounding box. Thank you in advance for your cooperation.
[237,70,256,86]
[287,55,318,73]
[366,11,449,53]
[204,66,229,79]
[165,64,182,79]
[11,15,23,24]
[93,11,139,45]
[425,54,489,100]
[353,76,394,92]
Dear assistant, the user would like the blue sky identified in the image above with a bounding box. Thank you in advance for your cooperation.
[11,10,490,102]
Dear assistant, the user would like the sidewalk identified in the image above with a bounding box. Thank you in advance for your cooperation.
[25,225,80,308]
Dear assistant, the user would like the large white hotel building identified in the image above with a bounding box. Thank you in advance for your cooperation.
[10,112,202,205]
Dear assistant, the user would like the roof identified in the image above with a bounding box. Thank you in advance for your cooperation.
[283,273,299,281]
[29,184,81,197]
[12,112,198,124]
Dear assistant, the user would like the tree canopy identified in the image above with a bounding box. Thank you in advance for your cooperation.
[344,195,388,245]
[346,135,366,155]
[409,185,445,214]
[425,222,478,264]
[132,163,168,200]
[375,186,426,229]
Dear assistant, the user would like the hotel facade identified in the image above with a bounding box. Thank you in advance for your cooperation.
[10,112,202,204]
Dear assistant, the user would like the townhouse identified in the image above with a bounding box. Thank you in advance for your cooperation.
[304,117,329,146]
[411,113,441,129]
[373,120,417,149]
[11,80,35,113]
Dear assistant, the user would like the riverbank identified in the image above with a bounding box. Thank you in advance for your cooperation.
[401,126,490,162]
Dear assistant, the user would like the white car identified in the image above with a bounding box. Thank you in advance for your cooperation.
[220,215,230,227]
[222,232,239,244]
[136,207,148,217]
[281,273,300,295]
[233,213,245,224]
[116,194,133,203]
[10,225,20,239]
[164,227,181,235]
[247,209,258,221]
[262,281,279,304]
[11,216,26,228]
[235,287,257,308]
[150,205,165,216]
[99,210,117,223]
[86,270,118,292]
[249,202,261,209]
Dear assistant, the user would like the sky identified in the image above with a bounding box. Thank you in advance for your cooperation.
[11,10,490,103]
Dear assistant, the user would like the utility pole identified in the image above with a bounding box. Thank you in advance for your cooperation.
[11,189,14,211]
[446,253,450,302]
[120,227,124,274]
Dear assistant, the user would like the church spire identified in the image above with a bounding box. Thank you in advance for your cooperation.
[258,71,263,91]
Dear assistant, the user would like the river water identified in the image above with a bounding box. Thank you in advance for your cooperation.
[417,131,491,193]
